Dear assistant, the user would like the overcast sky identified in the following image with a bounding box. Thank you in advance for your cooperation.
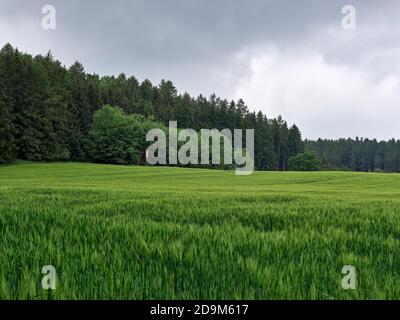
[1,0,399,139]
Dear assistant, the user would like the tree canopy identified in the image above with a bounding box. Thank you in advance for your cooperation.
[2,43,399,172]
[0,43,304,171]
[288,152,321,171]
[305,138,400,172]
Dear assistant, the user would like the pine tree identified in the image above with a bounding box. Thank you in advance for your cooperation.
[0,89,16,163]
[0,44,17,163]
[288,124,304,157]
[0,44,309,171]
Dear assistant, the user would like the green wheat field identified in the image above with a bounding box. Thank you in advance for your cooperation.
[1,162,400,299]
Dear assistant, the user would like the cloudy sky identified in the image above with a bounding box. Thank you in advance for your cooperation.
[1,0,399,139]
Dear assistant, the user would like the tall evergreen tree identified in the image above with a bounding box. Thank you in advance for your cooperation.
[0,44,308,171]
[0,44,16,163]
[288,124,304,157]
[0,88,15,163]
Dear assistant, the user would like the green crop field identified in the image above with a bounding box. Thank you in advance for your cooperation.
[1,162,400,299]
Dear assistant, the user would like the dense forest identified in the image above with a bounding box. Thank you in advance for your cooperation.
[1,43,400,172]
[306,138,400,172]
[0,43,304,170]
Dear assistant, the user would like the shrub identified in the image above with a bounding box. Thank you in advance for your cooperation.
[85,105,164,165]
[288,152,321,171]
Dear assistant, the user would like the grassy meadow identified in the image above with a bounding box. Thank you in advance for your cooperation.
[1,162,400,299]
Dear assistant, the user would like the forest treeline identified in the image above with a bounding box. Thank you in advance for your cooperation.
[0,43,304,170]
[305,138,400,172]
[1,43,400,172]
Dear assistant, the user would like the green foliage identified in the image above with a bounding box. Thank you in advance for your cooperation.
[0,75,16,163]
[1,163,400,299]
[3,43,400,173]
[0,43,301,170]
[0,100,15,164]
[0,44,18,163]
[288,152,321,171]
[306,138,400,172]
[86,105,164,165]
[0,45,75,161]
[288,124,304,157]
